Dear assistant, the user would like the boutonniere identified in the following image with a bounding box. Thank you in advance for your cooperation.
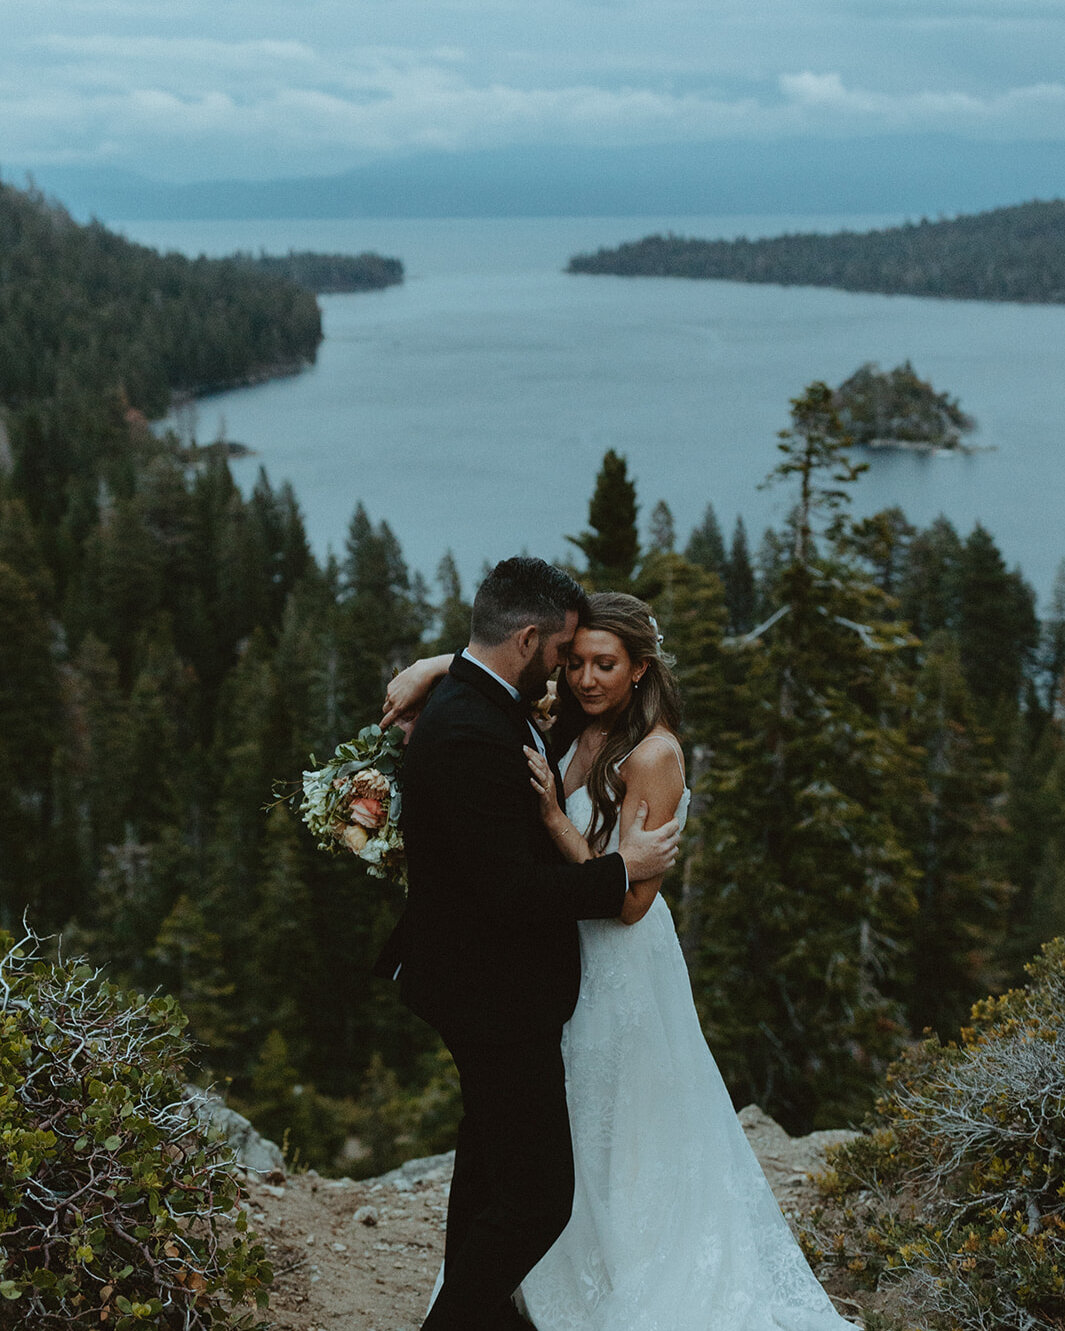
[531,679,559,733]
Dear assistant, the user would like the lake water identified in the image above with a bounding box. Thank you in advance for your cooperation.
[118,214,1065,606]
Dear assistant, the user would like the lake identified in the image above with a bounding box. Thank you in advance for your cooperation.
[117,214,1065,606]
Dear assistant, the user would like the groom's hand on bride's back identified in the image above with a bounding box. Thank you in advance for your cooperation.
[618,802,680,885]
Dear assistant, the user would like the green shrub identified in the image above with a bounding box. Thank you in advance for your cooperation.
[0,927,271,1329]
[802,936,1065,1330]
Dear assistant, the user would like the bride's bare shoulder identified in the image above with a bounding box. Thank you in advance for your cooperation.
[619,729,685,782]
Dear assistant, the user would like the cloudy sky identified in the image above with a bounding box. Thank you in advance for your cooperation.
[4,0,1065,182]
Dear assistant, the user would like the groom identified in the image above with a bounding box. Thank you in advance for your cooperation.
[375,557,680,1330]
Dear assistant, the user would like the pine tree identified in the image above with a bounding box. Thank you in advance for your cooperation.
[72,501,164,684]
[635,550,728,961]
[845,506,916,599]
[647,499,676,554]
[635,551,727,748]
[236,1029,353,1172]
[902,631,1013,1034]
[340,504,425,724]
[1038,559,1065,713]
[430,551,471,654]
[690,384,919,1131]
[997,713,1063,975]
[54,632,129,874]
[898,515,963,640]
[246,471,312,632]
[247,806,320,1063]
[684,502,727,577]
[754,526,789,619]
[0,497,54,606]
[723,516,757,634]
[83,828,196,988]
[567,449,640,590]
[272,572,346,759]
[0,560,62,927]
[956,523,1039,719]
[207,630,288,930]
[151,892,238,1067]
[1022,743,1065,952]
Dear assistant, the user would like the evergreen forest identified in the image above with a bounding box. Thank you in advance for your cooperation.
[567,198,1065,303]
[2,181,1065,1183]
[233,250,404,294]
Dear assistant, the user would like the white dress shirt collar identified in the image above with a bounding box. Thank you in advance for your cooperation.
[461,647,521,700]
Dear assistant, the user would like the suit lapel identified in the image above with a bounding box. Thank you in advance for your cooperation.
[450,656,564,802]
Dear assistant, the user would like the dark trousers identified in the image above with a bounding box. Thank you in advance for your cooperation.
[422,1028,574,1331]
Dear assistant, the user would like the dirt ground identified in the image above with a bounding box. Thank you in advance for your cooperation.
[238,1105,865,1331]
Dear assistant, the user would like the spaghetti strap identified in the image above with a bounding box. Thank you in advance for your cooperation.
[616,733,686,780]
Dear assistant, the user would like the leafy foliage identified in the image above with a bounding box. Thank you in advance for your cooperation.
[803,937,1065,1331]
[0,927,271,1329]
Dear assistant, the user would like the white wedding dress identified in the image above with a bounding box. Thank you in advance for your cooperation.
[513,737,856,1330]
[428,735,855,1329]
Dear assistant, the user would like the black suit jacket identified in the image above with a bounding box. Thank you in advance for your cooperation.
[373,654,627,1043]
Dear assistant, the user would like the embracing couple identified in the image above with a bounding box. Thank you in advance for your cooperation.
[375,557,854,1330]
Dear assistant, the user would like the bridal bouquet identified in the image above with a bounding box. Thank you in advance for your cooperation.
[292,724,407,889]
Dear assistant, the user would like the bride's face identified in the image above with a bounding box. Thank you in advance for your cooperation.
[565,628,646,722]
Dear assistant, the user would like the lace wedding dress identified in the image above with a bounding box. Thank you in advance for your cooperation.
[427,736,855,1329]
[513,737,856,1330]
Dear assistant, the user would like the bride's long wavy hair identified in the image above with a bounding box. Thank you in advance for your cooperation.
[554,592,682,853]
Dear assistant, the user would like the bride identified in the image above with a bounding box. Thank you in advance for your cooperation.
[385,592,856,1330]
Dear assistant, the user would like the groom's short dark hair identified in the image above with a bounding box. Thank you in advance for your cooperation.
[471,557,587,646]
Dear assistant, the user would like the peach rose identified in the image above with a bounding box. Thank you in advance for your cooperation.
[349,796,387,829]
[340,824,369,854]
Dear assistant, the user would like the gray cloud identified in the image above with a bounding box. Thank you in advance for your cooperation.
[3,0,1064,180]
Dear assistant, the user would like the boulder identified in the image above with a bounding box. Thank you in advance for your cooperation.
[182,1085,286,1180]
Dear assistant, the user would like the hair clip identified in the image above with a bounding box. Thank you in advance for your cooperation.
[648,614,664,645]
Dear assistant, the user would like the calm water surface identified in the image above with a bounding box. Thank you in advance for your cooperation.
[120,215,1065,604]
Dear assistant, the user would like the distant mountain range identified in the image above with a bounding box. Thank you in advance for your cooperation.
[9,136,1065,222]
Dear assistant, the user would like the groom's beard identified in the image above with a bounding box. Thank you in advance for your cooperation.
[516,646,552,701]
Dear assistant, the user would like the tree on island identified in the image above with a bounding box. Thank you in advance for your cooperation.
[833,361,975,451]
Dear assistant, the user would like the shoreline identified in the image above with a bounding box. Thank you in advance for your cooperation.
[859,437,993,455]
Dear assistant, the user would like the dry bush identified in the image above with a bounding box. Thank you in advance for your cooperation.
[801,936,1065,1331]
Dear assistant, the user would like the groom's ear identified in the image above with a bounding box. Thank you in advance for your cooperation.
[515,624,539,658]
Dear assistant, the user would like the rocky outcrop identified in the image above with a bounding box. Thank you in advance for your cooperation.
[182,1085,286,1180]
[736,1105,859,1215]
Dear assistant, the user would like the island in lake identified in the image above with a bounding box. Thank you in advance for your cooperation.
[834,361,975,452]
[567,198,1065,305]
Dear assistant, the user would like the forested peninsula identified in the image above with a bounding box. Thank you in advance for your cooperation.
[234,249,404,294]
[0,182,403,416]
[567,198,1065,303]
